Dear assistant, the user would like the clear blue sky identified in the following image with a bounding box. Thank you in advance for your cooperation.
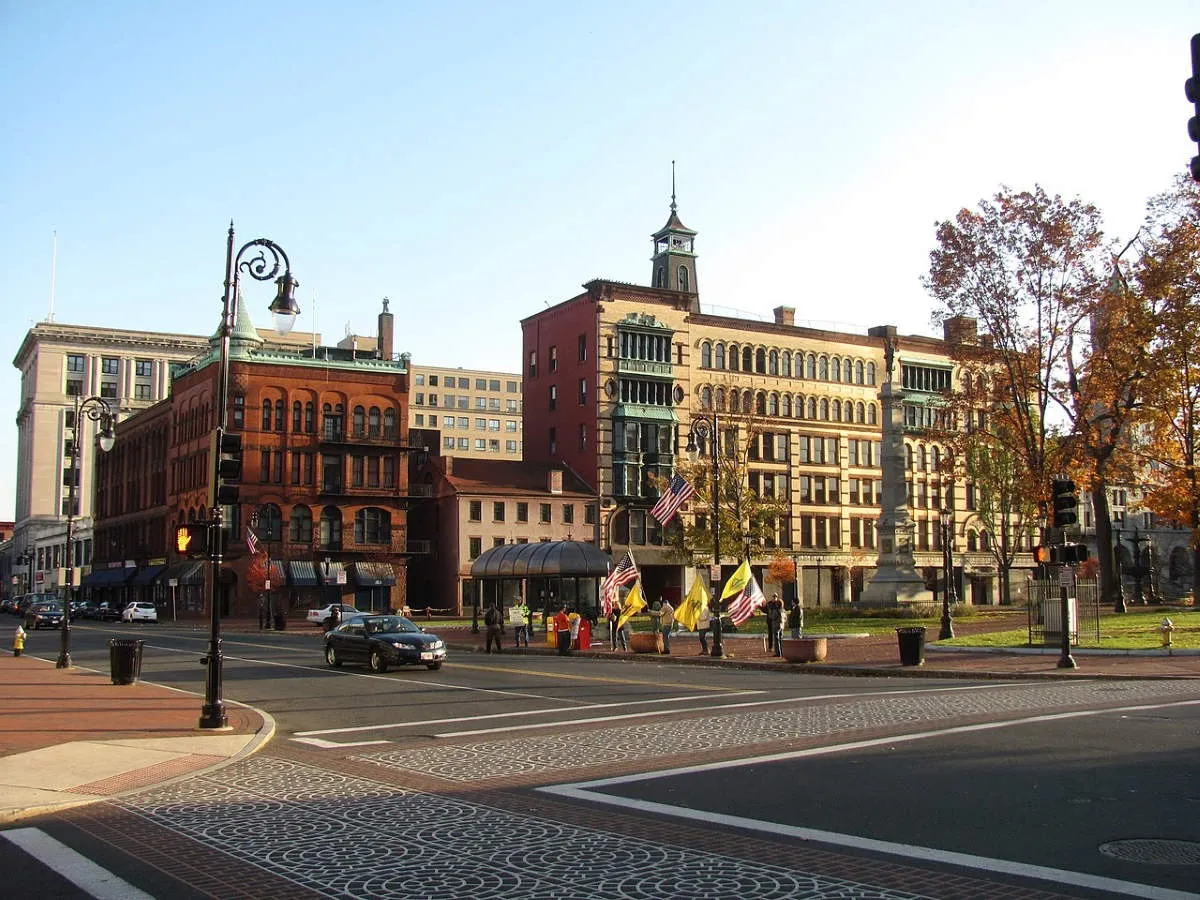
[1,1,1196,521]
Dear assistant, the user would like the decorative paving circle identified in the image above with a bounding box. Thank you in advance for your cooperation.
[1098,839,1200,865]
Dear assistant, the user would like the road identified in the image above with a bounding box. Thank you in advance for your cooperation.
[5,622,1199,899]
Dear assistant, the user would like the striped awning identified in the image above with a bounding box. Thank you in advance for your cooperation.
[267,560,286,586]
[130,564,167,586]
[319,560,347,586]
[157,561,206,586]
[351,561,395,586]
[289,560,319,587]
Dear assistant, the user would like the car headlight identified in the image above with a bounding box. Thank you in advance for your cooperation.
[428,640,444,650]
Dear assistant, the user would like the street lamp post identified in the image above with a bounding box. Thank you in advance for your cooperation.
[15,550,33,598]
[938,508,955,640]
[200,225,300,731]
[60,394,116,668]
[687,412,724,658]
[1129,528,1147,606]
[1113,526,1126,614]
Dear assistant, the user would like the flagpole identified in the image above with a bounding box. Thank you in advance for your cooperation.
[687,412,724,658]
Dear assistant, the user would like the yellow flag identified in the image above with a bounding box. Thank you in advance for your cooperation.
[616,581,646,629]
[674,577,710,631]
[721,559,752,600]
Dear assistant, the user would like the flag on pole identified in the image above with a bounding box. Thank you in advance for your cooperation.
[720,559,752,600]
[649,473,696,526]
[616,581,646,630]
[674,576,710,631]
[727,572,766,626]
[600,551,638,617]
[245,526,259,555]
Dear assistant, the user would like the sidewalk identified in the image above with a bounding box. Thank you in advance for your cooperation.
[0,652,273,824]
[0,615,1193,825]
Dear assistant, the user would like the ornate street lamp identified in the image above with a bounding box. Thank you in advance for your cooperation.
[200,225,299,731]
[686,412,724,658]
[1113,526,1126,614]
[60,394,116,668]
[938,508,955,640]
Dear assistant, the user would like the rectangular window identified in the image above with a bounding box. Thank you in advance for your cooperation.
[562,504,574,524]
[528,351,537,378]
[101,357,119,375]
[506,420,518,431]
[416,374,425,385]
[549,385,557,411]
[66,354,85,373]
[367,456,379,488]
[458,377,469,388]
[507,399,518,412]
[540,503,552,523]
[428,415,438,426]
[488,419,499,431]
[134,384,152,400]
[352,456,365,487]
[549,345,558,372]
[100,381,118,399]
[489,379,500,391]
[260,450,271,483]
[66,378,82,396]
[578,378,587,405]
[444,417,455,429]
[469,537,481,560]
[429,375,439,386]
[383,457,395,487]
[475,378,487,390]
[578,334,587,361]
[506,440,517,452]
[458,396,469,409]
[516,502,529,522]
[303,452,314,485]
[493,501,505,522]
[443,393,455,408]
[507,381,518,392]
[415,414,424,426]
[444,436,456,449]
[469,501,482,522]
[489,439,500,451]
[578,424,587,450]
[476,397,487,409]
[415,393,424,405]
[475,439,486,450]
[134,358,152,377]
[475,417,487,430]
[458,437,469,449]
[273,451,283,484]
[428,394,438,407]
[488,397,500,410]
[291,453,301,484]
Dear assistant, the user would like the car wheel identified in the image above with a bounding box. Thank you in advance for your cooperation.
[325,645,342,667]
[368,649,388,673]
[426,661,442,671]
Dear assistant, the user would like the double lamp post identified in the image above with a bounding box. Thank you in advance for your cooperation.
[199,224,299,730]
[686,412,726,658]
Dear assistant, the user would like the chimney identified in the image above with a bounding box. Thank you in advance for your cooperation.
[943,316,978,345]
[548,468,563,495]
[773,306,795,326]
[443,456,453,476]
[378,297,394,361]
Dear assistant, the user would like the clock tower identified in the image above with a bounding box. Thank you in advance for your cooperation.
[650,164,698,295]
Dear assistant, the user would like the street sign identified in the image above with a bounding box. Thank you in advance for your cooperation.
[1058,568,1074,588]
[709,565,721,582]
[264,579,271,590]
[168,578,178,588]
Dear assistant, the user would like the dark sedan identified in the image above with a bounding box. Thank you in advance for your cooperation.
[324,615,447,673]
[28,602,64,629]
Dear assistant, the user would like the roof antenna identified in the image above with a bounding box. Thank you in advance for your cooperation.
[670,160,677,214]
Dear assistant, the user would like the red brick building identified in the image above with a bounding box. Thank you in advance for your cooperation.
[93,300,427,621]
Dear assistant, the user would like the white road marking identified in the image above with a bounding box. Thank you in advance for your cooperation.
[542,698,1200,900]
[2,827,156,900]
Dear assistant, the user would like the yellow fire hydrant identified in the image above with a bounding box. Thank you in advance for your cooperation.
[12,624,26,657]
[1159,617,1175,648]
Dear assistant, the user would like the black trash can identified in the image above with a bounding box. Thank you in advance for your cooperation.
[273,611,287,630]
[109,638,145,685]
[895,626,926,666]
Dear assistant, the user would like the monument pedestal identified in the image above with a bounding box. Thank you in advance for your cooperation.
[859,561,934,608]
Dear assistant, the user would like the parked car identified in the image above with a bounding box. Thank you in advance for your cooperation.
[93,602,123,622]
[324,615,446,672]
[28,602,65,629]
[121,601,158,623]
[306,603,360,628]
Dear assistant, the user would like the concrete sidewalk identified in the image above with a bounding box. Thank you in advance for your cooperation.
[0,652,273,824]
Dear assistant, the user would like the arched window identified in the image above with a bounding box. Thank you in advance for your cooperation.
[781,351,792,378]
[932,446,941,471]
[807,397,817,419]
[700,386,712,410]
[820,398,829,420]
[304,401,315,433]
[256,503,283,541]
[678,266,690,291]
[781,395,792,417]
[742,347,753,371]
[806,354,817,380]
[355,507,391,545]
[855,360,864,384]
[866,362,877,386]
[831,357,842,382]
[856,401,865,423]
[728,345,739,371]
[262,400,272,430]
[655,266,665,287]
[700,342,712,369]
[980,530,991,551]
[906,445,915,470]
[368,406,381,438]
[756,348,767,373]
[715,343,726,369]
[967,531,979,552]
[289,505,313,543]
[819,357,829,380]
[756,392,767,415]
[743,390,753,412]
[715,388,727,412]
[867,403,877,425]
[319,506,342,550]
[833,399,842,421]
[383,408,396,438]
[730,390,740,413]
[919,445,929,472]
[768,349,778,375]
[353,405,366,437]
[844,359,854,382]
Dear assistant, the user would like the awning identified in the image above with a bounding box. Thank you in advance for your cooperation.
[319,561,347,586]
[156,561,206,586]
[80,567,135,586]
[130,565,167,587]
[351,561,395,586]
[267,560,286,586]
[289,560,318,587]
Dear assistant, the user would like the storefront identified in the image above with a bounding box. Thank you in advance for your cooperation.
[351,561,395,613]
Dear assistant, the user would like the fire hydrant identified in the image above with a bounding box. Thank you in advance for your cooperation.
[1160,618,1175,648]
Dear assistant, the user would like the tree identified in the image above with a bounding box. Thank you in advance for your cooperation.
[245,551,269,596]
[1130,174,1200,598]
[925,185,1113,598]
[962,437,1039,606]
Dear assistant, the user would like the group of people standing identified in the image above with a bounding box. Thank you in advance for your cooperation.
[762,593,805,657]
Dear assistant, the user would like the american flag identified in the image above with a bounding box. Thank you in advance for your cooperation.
[649,473,696,526]
[726,572,766,626]
[245,526,259,555]
[600,551,638,617]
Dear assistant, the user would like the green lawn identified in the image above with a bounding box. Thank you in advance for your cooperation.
[939,607,1200,651]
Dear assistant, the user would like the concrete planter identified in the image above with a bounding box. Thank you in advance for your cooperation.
[780,637,827,663]
[629,632,664,654]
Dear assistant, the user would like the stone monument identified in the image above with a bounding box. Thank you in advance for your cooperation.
[860,326,934,607]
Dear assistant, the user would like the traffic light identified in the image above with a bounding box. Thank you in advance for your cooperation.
[1051,543,1090,566]
[1187,33,1200,182]
[174,523,208,558]
[1034,545,1051,565]
[1051,477,1078,528]
[209,431,244,506]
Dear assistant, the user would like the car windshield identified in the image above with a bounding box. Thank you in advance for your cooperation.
[362,616,420,635]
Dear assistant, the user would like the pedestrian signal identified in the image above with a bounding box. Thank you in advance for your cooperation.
[175,523,207,558]
[1051,477,1078,528]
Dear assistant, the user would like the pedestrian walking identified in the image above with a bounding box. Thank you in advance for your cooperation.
[786,599,804,639]
[484,602,503,653]
[513,596,531,648]
[553,606,572,655]
[652,598,675,654]
[696,606,712,654]
[568,611,581,649]
[765,593,784,656]
[12,623,26,657]
[328,604,342,632]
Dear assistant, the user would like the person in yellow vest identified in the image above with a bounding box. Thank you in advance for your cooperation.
[12,623,26,657]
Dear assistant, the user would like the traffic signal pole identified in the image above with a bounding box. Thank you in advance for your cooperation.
[1051,477,1079,669]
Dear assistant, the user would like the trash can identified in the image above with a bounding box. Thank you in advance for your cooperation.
[109,638,145,685]
[895,626,926,666]
[274,611,287,630]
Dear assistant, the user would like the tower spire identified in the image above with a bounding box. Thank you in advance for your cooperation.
[670,160,677,214]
